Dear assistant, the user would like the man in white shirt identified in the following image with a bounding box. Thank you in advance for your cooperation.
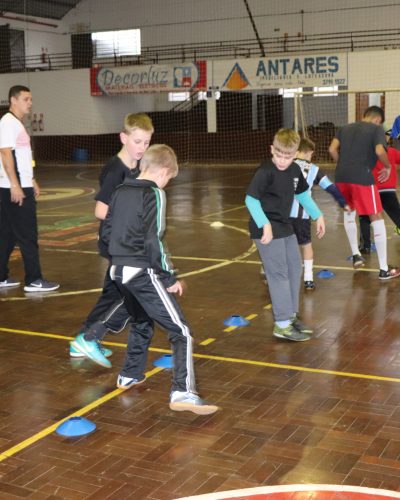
[0,85,59,292]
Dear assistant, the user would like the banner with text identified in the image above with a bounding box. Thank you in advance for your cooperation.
[91,61,207,95]
[213,54,348,90]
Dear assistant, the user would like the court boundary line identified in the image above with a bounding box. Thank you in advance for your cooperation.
[0,366,164,463]
[178,484,400,500]
[1,326,399,383]
[1,324,400,464]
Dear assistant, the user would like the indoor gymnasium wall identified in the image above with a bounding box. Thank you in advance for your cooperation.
[3,1,400,60]
[2,1,400,164]
[61,0,400,47]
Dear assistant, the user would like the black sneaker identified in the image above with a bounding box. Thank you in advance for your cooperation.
[378,267,400,281]
[359,246,371,255]
[24,279,60,292]
[352,254,365,269]
[304,280,315,291]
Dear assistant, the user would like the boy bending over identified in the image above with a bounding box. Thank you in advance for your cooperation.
[103,144,219,415]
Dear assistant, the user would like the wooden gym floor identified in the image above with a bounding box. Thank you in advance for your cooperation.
[0,165,400,499]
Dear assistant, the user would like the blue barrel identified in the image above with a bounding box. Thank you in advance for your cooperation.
[72,148,90,161]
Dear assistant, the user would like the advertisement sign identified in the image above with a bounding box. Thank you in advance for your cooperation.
[91,61,207,95]
[213,54,348,90]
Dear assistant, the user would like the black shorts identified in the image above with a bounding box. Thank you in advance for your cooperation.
[290,218,311,245]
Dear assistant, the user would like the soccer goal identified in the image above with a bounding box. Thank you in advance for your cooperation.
[293,88,400,163]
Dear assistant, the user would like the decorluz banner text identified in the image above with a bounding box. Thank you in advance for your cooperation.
[90,61,206,95]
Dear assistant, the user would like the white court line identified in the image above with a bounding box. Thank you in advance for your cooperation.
[177,484,400,500]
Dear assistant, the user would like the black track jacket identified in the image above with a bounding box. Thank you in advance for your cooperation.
[102,177,176,288]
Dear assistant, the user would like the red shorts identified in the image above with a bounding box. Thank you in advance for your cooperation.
[336,182,382,215]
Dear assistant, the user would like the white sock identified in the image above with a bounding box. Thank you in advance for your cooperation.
[276,320,291,328]
[303,259,313,281]
[371,219,388,271]
[344,210,360,255]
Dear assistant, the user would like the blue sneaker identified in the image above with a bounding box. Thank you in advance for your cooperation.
[117,374,146,390]
[70,342,112,358]
[70,333,111,368]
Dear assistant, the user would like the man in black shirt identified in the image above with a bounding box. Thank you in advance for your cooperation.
[329,106,400,280]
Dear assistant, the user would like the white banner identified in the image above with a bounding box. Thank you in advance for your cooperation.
[213,54,348,90]
[91,61,207,95]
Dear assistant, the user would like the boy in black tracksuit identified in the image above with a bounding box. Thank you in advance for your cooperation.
[103,144,219,415]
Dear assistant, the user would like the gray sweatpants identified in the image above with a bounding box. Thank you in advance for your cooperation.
[255,234,302,322]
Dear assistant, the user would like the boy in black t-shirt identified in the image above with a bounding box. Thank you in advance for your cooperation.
[70,114,155,386]
[246,129,325,342]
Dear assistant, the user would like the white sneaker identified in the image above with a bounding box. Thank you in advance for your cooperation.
[24,279,60,292]
[169,391,219,415]
[0,278,20,288]
[117,374,146,390]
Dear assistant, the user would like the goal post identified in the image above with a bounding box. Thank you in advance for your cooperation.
[293,88,400,163]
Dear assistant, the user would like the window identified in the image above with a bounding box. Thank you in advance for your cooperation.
[168,92,190,102]
[279,87,303,98]
[92,29,141,57]
[313,86,338,96]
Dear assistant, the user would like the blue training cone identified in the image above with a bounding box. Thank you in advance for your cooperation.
[153,354,174,368]
[56,416,96,437]
[224,315,250,327]
[316,269,336,279]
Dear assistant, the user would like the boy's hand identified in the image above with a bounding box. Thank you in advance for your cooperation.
[260,223,273,245]
[167,280,184,296]
[378,166,390,183]
[315,216,325,239]
[343,204,351,213]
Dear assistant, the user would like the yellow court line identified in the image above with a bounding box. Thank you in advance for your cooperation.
[223,326,237,333]
[1,326,400,384]
[0,366,164,462]
[193,352,400,384]
[0,324,400,463]
[199,338,216,346]
[0,327,170,353]
[245,314,258,321]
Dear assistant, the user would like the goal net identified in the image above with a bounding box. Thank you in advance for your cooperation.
[293,88,400,164]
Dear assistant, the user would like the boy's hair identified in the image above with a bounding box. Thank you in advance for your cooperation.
[123,113,154,134]
[9,85,30,102]
[363,106,385,123]
[140,144,178,177]
[273,128,301,153]
[298,137,315,153]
